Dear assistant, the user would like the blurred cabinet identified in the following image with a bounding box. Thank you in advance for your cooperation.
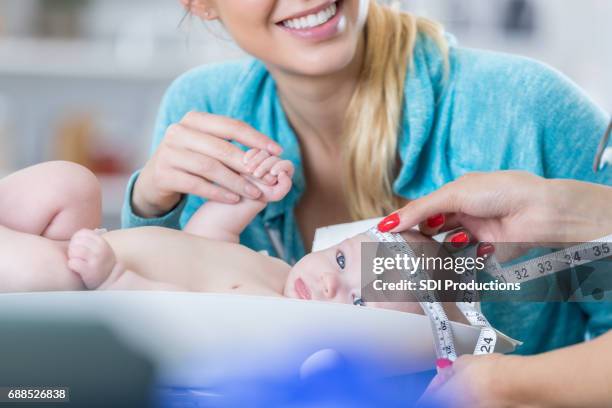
[0,0,244,227]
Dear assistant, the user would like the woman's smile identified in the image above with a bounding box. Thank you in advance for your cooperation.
[276,0,345,41]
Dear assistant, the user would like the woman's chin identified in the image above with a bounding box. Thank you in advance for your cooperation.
[270,37,360,77]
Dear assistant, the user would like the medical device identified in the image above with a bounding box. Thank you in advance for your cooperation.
[593,118,612,171]
[367,227,497,361]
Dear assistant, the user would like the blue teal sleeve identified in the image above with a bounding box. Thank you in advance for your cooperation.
[536,65,611,185]
[120,171,187,229]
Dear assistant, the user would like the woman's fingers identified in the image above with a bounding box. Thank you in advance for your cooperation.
[247,150,272,174]
[170,171,243,203]
[133,114,282,215]
[167,149,262,200]
[418,214,464,240]
[418,213,447,236]
[167,124,252,174]
[181,112,282,155]
[387,183,466,233]
[243,148,260,165]
[444,229,472,250]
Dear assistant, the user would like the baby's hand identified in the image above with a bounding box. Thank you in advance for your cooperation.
[68,229,118,289]
[243,149,294,202]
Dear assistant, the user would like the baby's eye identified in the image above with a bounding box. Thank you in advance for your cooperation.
[336,251,346,269]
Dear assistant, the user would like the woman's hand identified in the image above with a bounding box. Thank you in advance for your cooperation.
[420,331,612,408]
[379,171,612,243]
[132,111,283,217]
[417,354,521,408]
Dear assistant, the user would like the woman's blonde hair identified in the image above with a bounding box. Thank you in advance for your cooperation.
[343,1,448,219]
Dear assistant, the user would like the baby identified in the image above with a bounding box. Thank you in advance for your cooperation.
[0,155,447,315]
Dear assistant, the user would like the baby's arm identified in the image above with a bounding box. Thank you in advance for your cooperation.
[67,228,182,292]
[184,150,294,243]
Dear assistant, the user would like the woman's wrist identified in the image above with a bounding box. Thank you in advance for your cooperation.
[131,171,182,218]
[490,354,541,407]
[545,178,612,241]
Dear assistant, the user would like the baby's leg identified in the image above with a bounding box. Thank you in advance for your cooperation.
[0,161,101,240]
[68,229,183,292]
[0,226,85,293]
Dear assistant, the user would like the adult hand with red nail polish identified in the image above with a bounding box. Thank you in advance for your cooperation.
[419,331,612,408]
[417,353,517,408]
[385,170,612,243]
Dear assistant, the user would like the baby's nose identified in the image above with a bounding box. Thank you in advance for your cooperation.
[322,274,339,299]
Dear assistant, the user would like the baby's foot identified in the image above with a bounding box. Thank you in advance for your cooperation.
[68,229,118,290]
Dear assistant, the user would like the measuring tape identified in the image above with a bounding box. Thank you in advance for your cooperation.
[366,227,497,360]
[485,235,612,285]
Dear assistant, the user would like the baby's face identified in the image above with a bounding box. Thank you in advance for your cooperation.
[283,232,427,315]
[284,233,368,305]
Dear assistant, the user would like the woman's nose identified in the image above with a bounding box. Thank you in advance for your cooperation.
[322,274,339,298]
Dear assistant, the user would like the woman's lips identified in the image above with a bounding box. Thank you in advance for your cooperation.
[277,0,344,41]
[294,278,312,300]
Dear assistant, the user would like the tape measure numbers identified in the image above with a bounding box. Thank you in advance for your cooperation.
[486,236,612,285]
[366,227,497,360]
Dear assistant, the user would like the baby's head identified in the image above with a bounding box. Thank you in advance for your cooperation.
[284,233,367,305]
[284,232,423,314]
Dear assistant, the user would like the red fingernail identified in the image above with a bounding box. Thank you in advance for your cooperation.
[477,242,495,258]
[436,358,453,369]
[450,231,470,247]
[427,213,445,228]
[378,213,400,232]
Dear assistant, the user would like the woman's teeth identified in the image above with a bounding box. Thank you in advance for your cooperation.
[282,3,337,30]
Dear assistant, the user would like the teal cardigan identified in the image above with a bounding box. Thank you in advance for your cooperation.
[123,34,612,355]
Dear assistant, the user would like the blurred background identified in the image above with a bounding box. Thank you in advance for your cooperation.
[0,0,610,228]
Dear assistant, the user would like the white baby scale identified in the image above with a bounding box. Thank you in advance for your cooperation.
[0,219,518,388]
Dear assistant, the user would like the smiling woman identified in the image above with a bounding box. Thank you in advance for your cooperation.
[131,0,448,247]
[122,0,611,404]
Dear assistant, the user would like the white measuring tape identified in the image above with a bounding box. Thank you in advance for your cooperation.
[366,228,611,360]
[485,236,612,285]
[366,227,497,360]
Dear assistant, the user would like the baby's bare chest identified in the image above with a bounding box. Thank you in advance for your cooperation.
[106,228,289,296]
[206,253,290,296]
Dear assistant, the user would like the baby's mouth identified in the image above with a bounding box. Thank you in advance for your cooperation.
[294,278,312,300]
